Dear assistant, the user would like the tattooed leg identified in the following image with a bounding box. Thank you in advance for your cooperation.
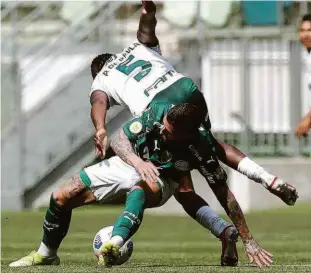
[54,174,96,208]
[39,174,96,256]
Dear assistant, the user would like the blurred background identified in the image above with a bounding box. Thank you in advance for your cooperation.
[1,1,311,212]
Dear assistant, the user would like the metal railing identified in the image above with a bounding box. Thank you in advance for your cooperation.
[20,2,108,73]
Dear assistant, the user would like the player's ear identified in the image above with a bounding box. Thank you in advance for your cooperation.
[91,62,100,79]
[91,70,97,79]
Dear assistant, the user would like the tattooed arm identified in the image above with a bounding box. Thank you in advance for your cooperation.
[137,0,159,47]
[111,130,159,183]
[210,182,273,268]
[110,130,140,166]
[210,182,251,242]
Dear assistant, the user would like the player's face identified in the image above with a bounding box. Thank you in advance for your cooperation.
[299,21,311,49]
[160,116,196,143]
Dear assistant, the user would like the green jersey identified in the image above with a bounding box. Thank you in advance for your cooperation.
[123,102,227,184]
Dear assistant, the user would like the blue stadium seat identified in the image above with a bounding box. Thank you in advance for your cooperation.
[242,1,291,26]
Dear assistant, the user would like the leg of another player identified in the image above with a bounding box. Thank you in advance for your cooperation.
[174,173,239,266]
[174,173,232,238]
[209,180,273,268]
[100,180,161,267]
[9,174,96,267]
[214,139,298,206]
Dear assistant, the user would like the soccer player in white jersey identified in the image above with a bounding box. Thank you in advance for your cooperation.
[296,14,311,137]
[90,2,297,207]
[8,2,293,268]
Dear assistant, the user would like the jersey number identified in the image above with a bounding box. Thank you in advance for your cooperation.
[116,55,152,82]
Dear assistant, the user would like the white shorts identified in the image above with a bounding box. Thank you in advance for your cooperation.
[80,156,178,207]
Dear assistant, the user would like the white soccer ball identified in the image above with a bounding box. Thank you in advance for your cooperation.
[93,226,134,265]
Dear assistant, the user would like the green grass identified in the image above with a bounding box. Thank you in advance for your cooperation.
[2,203,311,273]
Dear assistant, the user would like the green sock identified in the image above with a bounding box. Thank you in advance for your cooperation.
[42,194,72,250]
[112,189,146,241]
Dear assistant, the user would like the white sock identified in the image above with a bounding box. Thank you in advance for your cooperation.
[237,157,276,189]
[110,236,124,247]
[38,242,56,257]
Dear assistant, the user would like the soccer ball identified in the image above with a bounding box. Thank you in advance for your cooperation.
[93,226,134,265]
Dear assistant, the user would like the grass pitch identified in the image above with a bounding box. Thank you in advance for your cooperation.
[2,203,311,273]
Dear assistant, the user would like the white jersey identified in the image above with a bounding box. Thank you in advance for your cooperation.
[91,42,184,117]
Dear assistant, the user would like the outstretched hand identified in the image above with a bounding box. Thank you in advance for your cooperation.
[244,238,273,268]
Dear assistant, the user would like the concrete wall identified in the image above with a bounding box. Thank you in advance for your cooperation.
[1,70,91,209]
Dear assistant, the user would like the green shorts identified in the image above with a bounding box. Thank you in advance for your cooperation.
[151,77,210,128]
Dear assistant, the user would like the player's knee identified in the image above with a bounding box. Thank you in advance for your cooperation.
[174,191,208,218]
[137,180,160,195]
[174,190,194,204]
[173,191,183,203]
[135,181,161,208]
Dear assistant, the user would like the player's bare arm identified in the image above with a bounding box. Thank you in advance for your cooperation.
[111,130,159,183]
[209,182,273,268]
[90,90,110,158]
[296,109,311,136]
[90,91,109,130]
[137,0,159,47]
[209,183,250,242]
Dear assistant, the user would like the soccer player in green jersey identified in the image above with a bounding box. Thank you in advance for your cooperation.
[98,102,273,268]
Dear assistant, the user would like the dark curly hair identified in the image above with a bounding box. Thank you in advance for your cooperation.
[91,53,113,79]
[167,103,202,134]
